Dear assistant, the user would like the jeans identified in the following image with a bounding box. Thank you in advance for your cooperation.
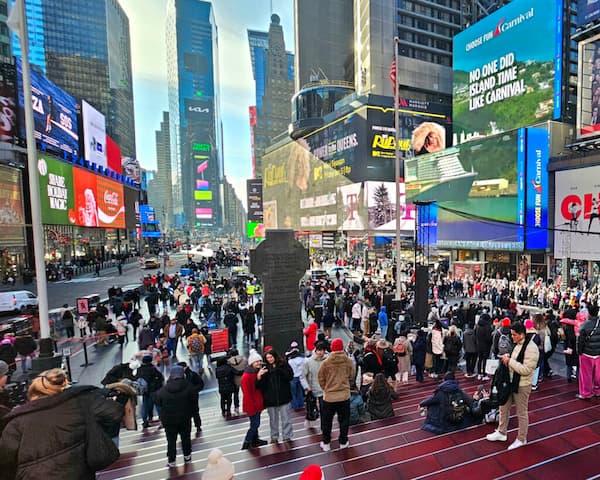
[189,353,202,373]
[578,353,600,398]
[321,398,350,445]
[243,412,261,444]
[290,377,305,409]
[166,337,178,357]
[380,325,388,340]
[142,393,158,424]
[267,404,293,440]
[233,385,240,409]
[497,384,532,442]
[165,419,192,462]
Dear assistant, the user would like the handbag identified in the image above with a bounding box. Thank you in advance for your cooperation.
[485,358,499,375]
[78,397,120,471]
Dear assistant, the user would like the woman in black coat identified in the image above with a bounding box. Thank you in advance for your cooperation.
[0,368,123,480]
[412,329,427,382]
[215,357,236,416]
[256,349,294,442]
[367,372,399,419]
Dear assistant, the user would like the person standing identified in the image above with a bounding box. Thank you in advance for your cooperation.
[286,341,306,410]
[186,328,206,373]
[60,305,75,338]
[135,355,164,428]
[164,317,183,358]
[178,361,203,433]
[475,313,493,380]
[241,350,268,450]
[256,349,294,443]
[576,303,600,399]
[462,323,478,378]
[154,366,197,467]
[317,338,355,451]
[378,306,388,340]
[486,321,539,450]
[301,342,327,429]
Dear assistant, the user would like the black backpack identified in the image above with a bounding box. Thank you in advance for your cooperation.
[491,362,512,406]
[446,391,467,424]
[305,391,320,421]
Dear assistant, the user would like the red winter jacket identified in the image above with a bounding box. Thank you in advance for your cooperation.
[303,322,318,351]
[241,368,264,416]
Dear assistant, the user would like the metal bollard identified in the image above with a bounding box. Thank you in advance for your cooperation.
[80,337,94,367]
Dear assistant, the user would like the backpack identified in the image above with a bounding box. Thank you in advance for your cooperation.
[134,377,148,396]
[305,391,320,421]
[394,342,406,357]
[491,362,512,406]
[188,335,205,354]
[497,332,512,356]
[446,391,467,424]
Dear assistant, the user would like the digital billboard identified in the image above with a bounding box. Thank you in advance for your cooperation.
[38,154,75,225]
[406,130,522,250]
[453,0,563,141]
[577,34,600,138]
[106,135,122,173]
[192,140,215,226]
[81,100,107,168]
[554,165,600,260]
[246,179,263,222]
[122,156,141,183]
[247,221,265,239]
[0,165,25,244]
[124,186,138,230]
[363,181,415,232]
[578,0,600,26]
[16,58,79,156]
[0,62,17,143]
[523,128,549,250]
[73,168,100,227]
[96,177,125,228]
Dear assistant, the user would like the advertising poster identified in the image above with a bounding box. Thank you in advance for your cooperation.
[578,35,600,138]
[578,0,600,26]
[554,165,600,260]
[524,128,549,249]
[96,177,125,228]
[338,183,365,231]
[246,179,263,222]
[406,130,521,250]
[16,58,79,156]
[124,186,138,230]
[0,165,25,243]
[106,135,122,173]
[82,100,107,168]
[122,156,141,183]
[73,168,99,227]
[0,62,17,143]
[453,0,563,140]
[38,155,75,225]
[364,181,415,232]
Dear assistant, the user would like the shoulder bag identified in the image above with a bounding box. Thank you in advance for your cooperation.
[78,396,120,471]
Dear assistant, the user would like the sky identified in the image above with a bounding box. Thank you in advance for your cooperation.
[120,0,295,207]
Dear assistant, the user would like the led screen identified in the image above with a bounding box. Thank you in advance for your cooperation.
[453,0,563,141]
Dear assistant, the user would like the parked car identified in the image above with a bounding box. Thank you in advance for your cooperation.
[0,290,38,314]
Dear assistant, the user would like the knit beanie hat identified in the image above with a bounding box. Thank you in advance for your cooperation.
[501,317,511,327]
[299,464,325,480]
[247,349,263,365]
[330,338,344,352]
[202,448,234,480]
[524,319,534,330]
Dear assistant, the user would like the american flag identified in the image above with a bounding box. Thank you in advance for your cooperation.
[389,58,396,88]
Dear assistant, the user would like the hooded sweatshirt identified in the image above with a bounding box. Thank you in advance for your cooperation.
[154,377,198,426]
[378,306,388,328]
[300,352,327,396]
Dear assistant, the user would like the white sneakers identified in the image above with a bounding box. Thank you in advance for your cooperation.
[486,431,527,450]
[508,439,527,450]
[320,441,331,452]
[486,430,507,442]
[340,441,350,449]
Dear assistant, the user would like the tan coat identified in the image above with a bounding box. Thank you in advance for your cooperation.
[318,351,355,403]
[508,335,539,387]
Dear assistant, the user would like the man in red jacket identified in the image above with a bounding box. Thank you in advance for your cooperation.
[241,349,268,449]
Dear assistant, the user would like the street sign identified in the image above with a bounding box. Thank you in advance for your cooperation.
[77,298,89,314]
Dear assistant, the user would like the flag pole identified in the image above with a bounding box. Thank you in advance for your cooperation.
[9,0,51,338]
[394,36,402,301]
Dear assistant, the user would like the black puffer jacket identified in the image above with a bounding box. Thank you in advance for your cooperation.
[0,385,123,480]
[256,362,293,407]
[154,378,198,426]
[367,384,399,419]
[577,316,600,356]
[475,316,493,353]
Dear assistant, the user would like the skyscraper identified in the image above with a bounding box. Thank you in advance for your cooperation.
[153,111,172,230]
[248,14,294,178]
[166,0,222,229]
[294,0,354,91]
[12,0,137,157]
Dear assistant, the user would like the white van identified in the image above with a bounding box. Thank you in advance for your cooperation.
[0,290,38,313]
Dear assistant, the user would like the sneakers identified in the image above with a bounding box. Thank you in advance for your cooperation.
[252,438,268,447]
[166,461,176,467]
[339,441,350,449]
[531,385,538,391]
[508,439,527,450]
[486,430,507,442]
[477,374,482,380]
[481,375,490,381]
[184,455,192,464]
[320,441,331,452]
[576,394,591,400]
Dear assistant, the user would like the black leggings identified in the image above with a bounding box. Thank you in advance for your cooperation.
[476,349,490,375]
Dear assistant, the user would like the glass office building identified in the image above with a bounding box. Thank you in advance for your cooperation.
[166,0,223,229]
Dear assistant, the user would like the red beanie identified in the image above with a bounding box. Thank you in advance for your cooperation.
[501,317,511,327]
[331,338,344,352]
[299,464,324,480]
